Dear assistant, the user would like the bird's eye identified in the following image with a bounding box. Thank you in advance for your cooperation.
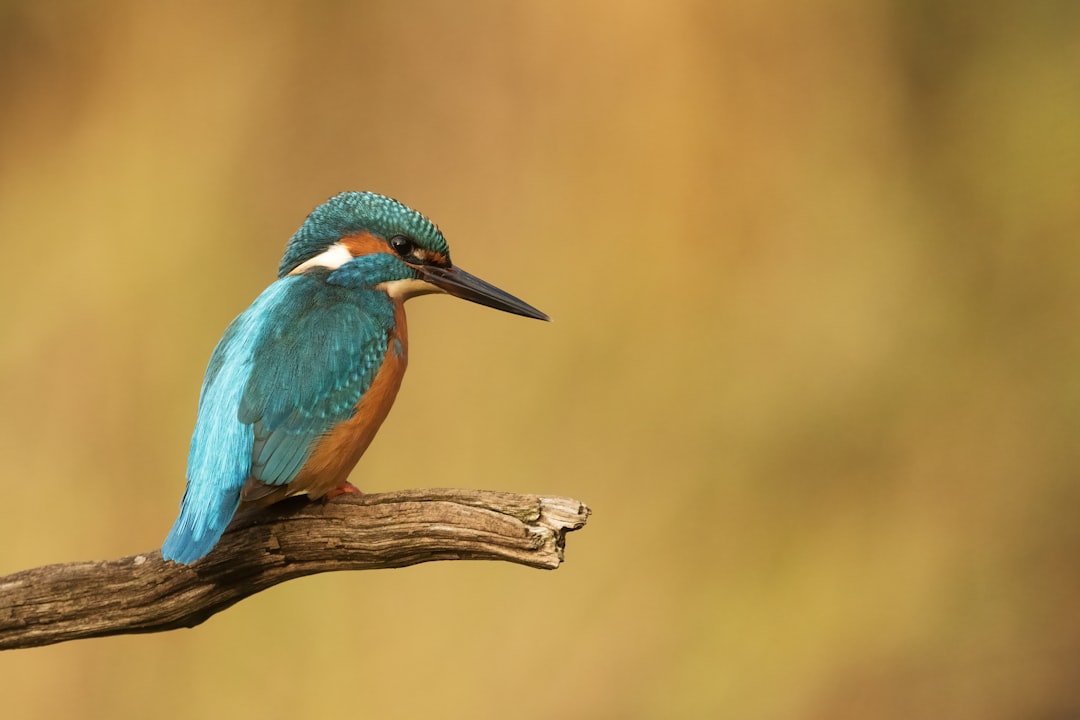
[390,235,415,258]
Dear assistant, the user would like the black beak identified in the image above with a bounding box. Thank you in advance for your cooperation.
[418,265,549,321]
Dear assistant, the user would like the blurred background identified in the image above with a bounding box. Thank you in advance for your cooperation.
[1,1,1078,718]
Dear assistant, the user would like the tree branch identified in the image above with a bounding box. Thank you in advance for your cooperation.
[0,488,590,651]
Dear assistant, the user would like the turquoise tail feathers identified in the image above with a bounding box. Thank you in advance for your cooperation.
[161,486,242,564]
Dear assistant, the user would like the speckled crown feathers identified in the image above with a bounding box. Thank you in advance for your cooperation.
[278,192,449,277]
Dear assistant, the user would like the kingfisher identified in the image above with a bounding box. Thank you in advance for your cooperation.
[161,191,548,564]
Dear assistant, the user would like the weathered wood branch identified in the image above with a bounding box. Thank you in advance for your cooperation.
[0,488,590,651]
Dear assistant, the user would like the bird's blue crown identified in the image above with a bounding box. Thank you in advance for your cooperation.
[279,192,449,277]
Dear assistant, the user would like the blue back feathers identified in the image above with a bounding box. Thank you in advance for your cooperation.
[162,281,292,563]
[279,191,449,277]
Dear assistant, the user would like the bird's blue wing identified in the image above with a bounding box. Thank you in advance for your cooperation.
[240,280,393,490]
[161,273,393,564]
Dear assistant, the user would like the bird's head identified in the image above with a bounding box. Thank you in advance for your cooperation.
[279,192,547,320]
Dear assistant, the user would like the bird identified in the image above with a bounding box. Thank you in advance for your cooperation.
[161,191,548,564]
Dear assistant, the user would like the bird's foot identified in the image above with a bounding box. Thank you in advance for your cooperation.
[324,481,363,502]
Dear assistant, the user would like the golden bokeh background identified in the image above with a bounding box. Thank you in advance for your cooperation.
[2,2,1079,718]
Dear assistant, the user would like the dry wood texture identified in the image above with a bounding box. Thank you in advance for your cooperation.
[0,489,590,651]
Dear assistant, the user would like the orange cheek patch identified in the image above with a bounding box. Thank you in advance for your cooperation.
[423,250,449,266]
[341,232,390,256]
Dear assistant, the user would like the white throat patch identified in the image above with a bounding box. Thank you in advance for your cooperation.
[288,243,353,275]
[379,278,443,300]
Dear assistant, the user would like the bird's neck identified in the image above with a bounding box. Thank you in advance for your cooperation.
[390,297,409,359]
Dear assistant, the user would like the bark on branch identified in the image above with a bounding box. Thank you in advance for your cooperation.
[0,488,590,651]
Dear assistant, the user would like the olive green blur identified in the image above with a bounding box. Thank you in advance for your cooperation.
[1,2,1078,718]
